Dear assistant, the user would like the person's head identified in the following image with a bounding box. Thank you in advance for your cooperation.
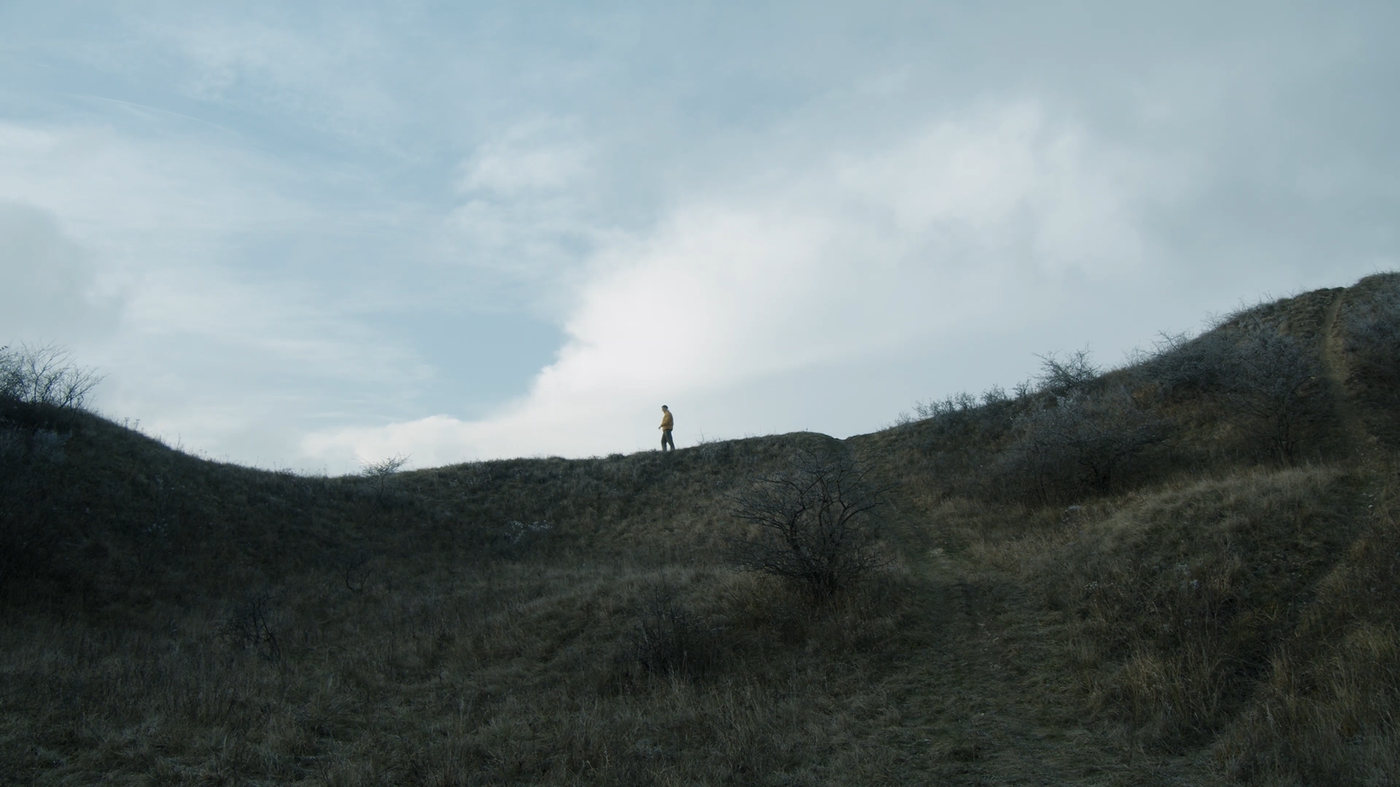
[661,405,669,411]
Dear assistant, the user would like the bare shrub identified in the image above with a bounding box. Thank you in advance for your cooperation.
[491,519,553,559]
[910,390,980,421]
[28,428,67,464]
[1137,330,1237,399]
[1136,318,1330,463]
[329,547,371,591]
[1035,347,1101,396]
[218,592,282,661]
[359,453,409,502]
[1221,326,1329,464]
[995,386,1171,504]
[906,386,1023,499]
[0,423,27,464]
[0,344,101,409]
[726,448,890,599]
[624,583,716,681]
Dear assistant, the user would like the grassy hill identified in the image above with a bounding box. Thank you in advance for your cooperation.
[2,273,1398,785]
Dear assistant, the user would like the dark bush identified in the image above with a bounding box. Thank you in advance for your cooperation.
[218,592,282,661]
[903,384,1026,499]
[1034,348,1101,396]
[329,546,372,591]
[0,344,101,410]
[726,448,889,599]
[358,453,410,506]
[995,386,1170,504]
[1137,317,1331,463]
[1138,330,1238,400]
[624,583,715,681]
[1220,325,1330,464]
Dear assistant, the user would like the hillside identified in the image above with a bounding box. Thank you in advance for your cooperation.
[2,273,1398,785]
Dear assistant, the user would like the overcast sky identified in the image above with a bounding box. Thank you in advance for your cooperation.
[2,1,1396,473]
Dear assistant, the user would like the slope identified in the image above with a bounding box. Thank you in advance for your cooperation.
[0,273,1397,785]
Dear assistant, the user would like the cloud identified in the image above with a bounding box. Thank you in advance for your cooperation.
[459,121,595,196]
[301,100,1177,469]
[443,119,628,313]
[0,200,121,344]
[0,117,441,467]
[7,0,1396,476]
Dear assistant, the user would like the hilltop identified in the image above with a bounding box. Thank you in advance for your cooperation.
[2,273,1398,785]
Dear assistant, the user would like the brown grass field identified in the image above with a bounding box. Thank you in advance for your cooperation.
[2,273,1398,785]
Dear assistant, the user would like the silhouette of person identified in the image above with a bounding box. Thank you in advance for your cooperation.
[659,405,675,452]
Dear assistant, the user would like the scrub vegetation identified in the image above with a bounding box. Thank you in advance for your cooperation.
[2,273,1398,785]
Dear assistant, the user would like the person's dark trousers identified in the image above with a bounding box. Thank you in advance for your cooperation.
[661,430,674,451]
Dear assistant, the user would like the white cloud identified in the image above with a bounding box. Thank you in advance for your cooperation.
[443,121,624,310]
[8,0,1394,476]
[0,200,121,345]
[0,120,311,243]
[301,101,1177,469]
[0,117,436,467]
[460,122,595,196]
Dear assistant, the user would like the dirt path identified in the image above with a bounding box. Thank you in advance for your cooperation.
[1320,289,1374,458]
[855,287,1371,785]
[880,558,1213,786]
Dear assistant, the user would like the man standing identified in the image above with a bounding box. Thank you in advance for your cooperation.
[659,405,675,452]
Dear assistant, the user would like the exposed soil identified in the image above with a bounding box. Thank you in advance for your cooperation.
[1321,288,1378,459]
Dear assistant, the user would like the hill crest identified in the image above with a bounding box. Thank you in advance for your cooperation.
[2,273,1398,784]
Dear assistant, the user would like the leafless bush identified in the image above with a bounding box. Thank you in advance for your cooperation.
[1035,347,1101,396]
[1137,319,1330,462]
[359,453,409,502]
[218,592,282,661]
[28,428,67,464]
[996,386,1170,504]
[726,448,890,599]
[329,547,371,591]
[1220,326,1329,464]
[624,583,716,681]
[904,385,1023,498]
[0,344,101,409]
[1137,330,1237,399]
[911,390,980,421]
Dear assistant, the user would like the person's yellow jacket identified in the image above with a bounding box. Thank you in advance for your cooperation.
[660,411,674,430]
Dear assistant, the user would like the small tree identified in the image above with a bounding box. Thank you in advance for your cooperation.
[0,344,101,409]
[998,386,1170,504]
[1035,347,1101,396]
[1139,330,1237,399]
[360,453,409,500]
[726,448,889,599]
[1221,327,1329,464]
[625,582,715,681]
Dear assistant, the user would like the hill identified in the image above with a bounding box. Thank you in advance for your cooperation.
[2,273,1398,785]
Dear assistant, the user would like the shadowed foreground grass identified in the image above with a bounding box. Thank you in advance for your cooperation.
[3,275,1400,785]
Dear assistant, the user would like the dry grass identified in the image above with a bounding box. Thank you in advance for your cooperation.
[1211,463,1400,786]
[4,275,1400,785]
[986,466,1365,754]
[1,560,931,785]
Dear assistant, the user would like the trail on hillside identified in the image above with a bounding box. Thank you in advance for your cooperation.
[878,557,1212,786]
[1321,289,1372,457]
[869,289,1378,785]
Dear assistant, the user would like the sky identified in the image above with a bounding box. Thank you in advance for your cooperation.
[2,1,1397,473]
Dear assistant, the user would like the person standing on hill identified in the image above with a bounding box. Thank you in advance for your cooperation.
[659,405,675,452]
